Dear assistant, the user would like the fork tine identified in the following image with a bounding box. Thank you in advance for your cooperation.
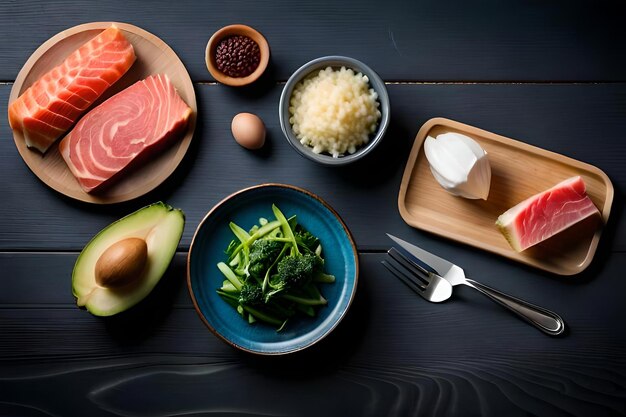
[381,260,425,294]
[384,247,453,304]
[388,248,431,284]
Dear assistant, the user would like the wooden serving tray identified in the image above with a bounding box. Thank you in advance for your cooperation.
[398,118,614,275]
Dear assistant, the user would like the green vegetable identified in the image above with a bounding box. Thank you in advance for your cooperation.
[294,225,320,253]
[238,283,264,305]
[248,239,283,279]
[216,204,335,330]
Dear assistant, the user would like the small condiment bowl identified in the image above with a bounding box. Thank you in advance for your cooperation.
[279,56,390,166]
[205,24,270,87]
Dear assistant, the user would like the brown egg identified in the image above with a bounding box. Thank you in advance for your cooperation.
[95,237,148,288]
[231,112,266,149]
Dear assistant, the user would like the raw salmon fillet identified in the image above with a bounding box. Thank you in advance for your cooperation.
[496,176,600,252]
[59,74,192,193]
[8,25,136,153]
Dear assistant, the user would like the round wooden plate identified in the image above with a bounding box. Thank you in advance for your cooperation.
[8,22,197,204]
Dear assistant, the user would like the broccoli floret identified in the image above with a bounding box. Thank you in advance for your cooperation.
[273,254,322,290]
[248,239,284,279]
[238,283,263,305]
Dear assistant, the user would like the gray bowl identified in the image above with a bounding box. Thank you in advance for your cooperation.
[279,56,390,166]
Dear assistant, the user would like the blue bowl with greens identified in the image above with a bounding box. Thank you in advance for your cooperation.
[187,183,359,355]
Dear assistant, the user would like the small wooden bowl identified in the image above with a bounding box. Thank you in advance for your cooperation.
[205,24,270,86]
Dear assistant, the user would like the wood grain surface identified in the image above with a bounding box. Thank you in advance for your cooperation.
[1,0,625,82]
[1,254,625,416]
[1,1,625,416]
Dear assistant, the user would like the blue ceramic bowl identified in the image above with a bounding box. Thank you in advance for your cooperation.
[279,56,390,166]
[187,184,359,355]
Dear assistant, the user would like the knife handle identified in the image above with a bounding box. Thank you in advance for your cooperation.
[464,278,566,336]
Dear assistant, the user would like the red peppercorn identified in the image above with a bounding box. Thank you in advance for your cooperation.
[215,35,261,78]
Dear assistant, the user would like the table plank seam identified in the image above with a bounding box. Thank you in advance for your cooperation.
[4,80,626,86]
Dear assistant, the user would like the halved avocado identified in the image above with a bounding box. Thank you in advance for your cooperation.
[72,202,185,316]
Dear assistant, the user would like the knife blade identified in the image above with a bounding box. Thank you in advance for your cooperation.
[386,234,466,286]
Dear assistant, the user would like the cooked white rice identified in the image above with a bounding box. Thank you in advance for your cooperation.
[289,66,381,158]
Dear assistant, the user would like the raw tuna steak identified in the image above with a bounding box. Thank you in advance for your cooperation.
[8,25,135,153]
[496,176,600,252]
[59,74,192,193]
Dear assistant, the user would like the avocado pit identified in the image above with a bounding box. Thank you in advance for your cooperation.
[95,237,148,288]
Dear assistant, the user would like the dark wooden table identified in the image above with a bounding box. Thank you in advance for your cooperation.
[2,1,625,416]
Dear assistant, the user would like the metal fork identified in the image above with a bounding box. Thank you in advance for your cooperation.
[382,246,566,336]
[381,248,453,303]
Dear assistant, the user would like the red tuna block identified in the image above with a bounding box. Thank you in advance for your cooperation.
[496,176,600,252]
[59,74,192,193]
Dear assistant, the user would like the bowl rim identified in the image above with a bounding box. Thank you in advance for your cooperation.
[186,183,360,355]
[278,55,390,166]
[205,24,270,86]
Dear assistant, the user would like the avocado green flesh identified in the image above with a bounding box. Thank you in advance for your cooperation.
[72,202,185,316]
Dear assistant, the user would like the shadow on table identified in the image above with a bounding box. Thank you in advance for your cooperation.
[101,255,186,344]
[330,114,415,187]
[226,59,278,100]
[236,267,373,377]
